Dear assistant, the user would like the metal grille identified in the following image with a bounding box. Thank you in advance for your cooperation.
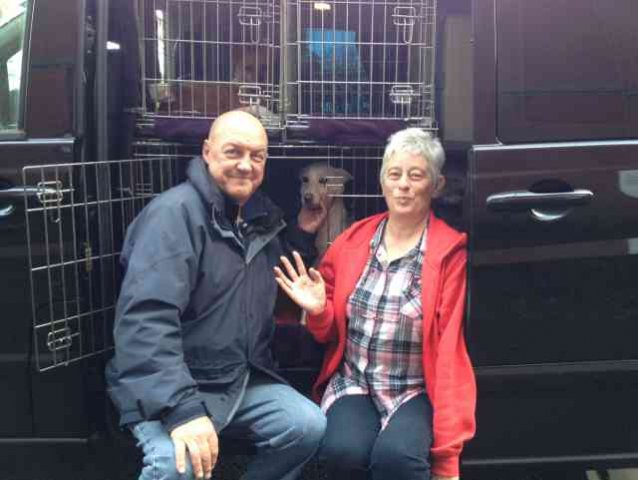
[21,139,387,370]
[266,144,386,248]
[285,0,437,127]
[138,0,282,129]
[24,143,190,371]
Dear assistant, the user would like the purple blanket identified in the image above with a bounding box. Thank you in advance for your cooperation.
[153,117,211,144]
[153,117,407,145]
[304,118,407,145]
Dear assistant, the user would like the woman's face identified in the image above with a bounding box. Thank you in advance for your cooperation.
[381,151,438,220]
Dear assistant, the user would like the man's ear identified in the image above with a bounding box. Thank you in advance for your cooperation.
[432,175,446,199]
[202,139,211,163]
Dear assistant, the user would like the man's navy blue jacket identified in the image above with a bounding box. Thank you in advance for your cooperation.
[106,157,316,431]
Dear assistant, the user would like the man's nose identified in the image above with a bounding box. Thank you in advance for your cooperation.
[236,155,252,171]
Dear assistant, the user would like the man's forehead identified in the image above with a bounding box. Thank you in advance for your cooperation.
[211,124,267,148]
[210,111,266,138]
[220,138,267,151]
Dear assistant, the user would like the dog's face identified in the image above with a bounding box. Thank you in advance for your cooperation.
[232,46,269,84]
[299,163,353,211]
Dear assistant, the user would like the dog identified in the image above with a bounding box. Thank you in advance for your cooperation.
[153,24,273,118]
[295,162,353,326]
[299,162,354,261]
[232,45,270,85]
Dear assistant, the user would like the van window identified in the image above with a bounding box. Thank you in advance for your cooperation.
[0,0,27,131]
[496,0,638,143]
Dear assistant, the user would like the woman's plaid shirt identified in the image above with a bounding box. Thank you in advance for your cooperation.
[321,217,428,429]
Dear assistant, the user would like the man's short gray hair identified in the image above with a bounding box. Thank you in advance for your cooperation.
[380,128,445,184]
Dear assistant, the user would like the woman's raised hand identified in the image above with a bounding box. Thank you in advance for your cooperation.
[274,251,326,316]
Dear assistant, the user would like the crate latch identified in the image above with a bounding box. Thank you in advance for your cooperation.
[238,6,262,44]
[238,85,269,106]
[393,6,418,44]
[36,180,64,224]
[389,84,417,106]
[46,326,73,353]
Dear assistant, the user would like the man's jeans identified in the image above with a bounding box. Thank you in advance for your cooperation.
[130,373,326,480]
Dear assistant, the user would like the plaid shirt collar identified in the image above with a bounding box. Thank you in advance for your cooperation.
[370,215,429,266]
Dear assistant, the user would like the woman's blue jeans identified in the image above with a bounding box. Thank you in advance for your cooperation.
[319,393,433,480]
[130,373,326,480]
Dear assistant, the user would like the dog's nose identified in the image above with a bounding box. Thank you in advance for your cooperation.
[303,193,313,203]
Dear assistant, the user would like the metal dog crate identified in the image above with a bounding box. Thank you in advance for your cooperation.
[21,136,388,371]
[138,0,282,129]
[267,143,466,241]
[24,141,191,371]
[284,0,437,127]
[266,144,386,243]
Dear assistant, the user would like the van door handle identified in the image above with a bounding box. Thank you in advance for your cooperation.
[0,186,58,199]
[0,186,62,219]
[486,189,594,212]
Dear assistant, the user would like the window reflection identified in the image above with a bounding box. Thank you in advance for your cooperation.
[0,0,26,130]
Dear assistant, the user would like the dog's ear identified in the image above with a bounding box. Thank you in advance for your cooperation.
[299,164,310,179]
[300,162,327,178]
[327,167,353,184]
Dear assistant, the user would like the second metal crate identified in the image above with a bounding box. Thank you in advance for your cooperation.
[284,0,437,128]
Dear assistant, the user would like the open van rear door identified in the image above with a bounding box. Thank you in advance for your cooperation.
[0,0,103,439]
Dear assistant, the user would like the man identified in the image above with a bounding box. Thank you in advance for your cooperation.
[106,111,327,480]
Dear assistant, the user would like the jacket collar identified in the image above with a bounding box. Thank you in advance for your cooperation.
[345,211,465,269]
[187,156,225,211]
[187,156,283,224]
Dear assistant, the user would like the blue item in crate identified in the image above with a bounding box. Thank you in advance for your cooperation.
[305,29,371,115]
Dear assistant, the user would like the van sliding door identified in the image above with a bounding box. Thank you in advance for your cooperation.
[466,0,638,466]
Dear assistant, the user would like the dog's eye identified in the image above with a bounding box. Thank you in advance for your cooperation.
[301,176,309,183]
[319,177,328,185]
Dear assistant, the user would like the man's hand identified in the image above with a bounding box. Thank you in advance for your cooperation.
[297,203,327,234]
[432,476,460,480]
[170,416,218,480]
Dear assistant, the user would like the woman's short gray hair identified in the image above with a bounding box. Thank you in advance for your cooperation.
[380,128,445,184]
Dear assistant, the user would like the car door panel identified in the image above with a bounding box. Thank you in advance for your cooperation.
[469,143,638,365]
[466,142,638,463]
[0,0,94,440]
[466,0,638,465]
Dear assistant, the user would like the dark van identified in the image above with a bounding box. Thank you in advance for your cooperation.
[1,0,637,478]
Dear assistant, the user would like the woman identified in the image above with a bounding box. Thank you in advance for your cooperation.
[274,128,476,480]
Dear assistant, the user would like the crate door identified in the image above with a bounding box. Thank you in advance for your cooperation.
[139,0,282,129]
[24,146,188,372]
[286,0,437,127]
